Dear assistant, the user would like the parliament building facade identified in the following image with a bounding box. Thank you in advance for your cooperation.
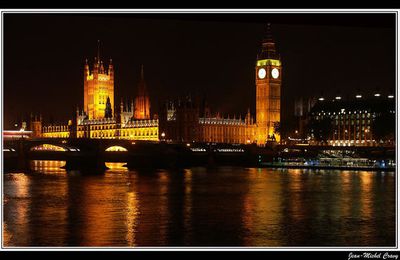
[33,24,282,146]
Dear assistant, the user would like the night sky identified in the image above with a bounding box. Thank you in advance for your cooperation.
[4,13,396,129]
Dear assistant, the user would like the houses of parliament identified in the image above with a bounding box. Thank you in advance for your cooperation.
[31,24,282,146]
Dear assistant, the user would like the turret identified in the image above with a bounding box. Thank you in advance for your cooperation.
[30,113,42,138]
[245,108,251,125]
[258,23,279,60]
[120,98,124,113]
[100,60,105,74]
[105,96,113,118]
[109,58,114,80]
[84,58,89,79]
[93,57,99,79]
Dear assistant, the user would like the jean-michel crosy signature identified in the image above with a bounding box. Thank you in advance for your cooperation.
[348,252,399,260]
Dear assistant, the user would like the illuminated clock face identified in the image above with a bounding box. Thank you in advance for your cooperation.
[271,68,279,79]
[258,68,266,79]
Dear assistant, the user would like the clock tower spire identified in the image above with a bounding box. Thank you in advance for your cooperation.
[255,23,282,145]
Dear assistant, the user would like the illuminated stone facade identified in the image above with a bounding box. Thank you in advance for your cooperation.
[84,57,114,120]
[40,50,157,141]
[42,118,158,141]
[255,23,282,144]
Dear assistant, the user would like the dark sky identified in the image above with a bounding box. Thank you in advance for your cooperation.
[4,13,396,129]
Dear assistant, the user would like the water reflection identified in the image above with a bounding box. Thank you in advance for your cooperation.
[3,163,395,247]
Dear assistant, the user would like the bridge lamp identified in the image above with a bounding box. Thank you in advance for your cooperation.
[335,96,341,100]
[388,95,394,99]
[374,93,381,97]
[356,94,362,99]
[318,97,324,101]
[161,132,166,138]
[186,143,191,147]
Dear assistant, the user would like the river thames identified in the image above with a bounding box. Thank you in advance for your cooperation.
[3,161,395,247]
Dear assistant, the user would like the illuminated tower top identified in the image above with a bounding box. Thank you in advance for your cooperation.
[84,41,115,120]
[257,23,280,60]
[134,65,151,120]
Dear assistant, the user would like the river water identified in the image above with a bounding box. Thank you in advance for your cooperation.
[3,161,396,247]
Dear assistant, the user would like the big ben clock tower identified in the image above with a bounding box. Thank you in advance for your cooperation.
[255,23,282,145]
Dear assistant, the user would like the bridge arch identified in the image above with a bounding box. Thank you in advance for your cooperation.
[105,146,128,152]
[30,143,80,152]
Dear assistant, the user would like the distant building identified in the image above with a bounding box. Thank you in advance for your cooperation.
[159,97,256,144]
[306,94,395,146]
[294,97,317,137]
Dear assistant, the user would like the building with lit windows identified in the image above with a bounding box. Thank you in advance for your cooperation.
[307,94,395,146]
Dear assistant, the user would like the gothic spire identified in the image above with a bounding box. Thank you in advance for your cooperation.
[258,23,278,60]
[265,23,274,43]
[97,40,101,63]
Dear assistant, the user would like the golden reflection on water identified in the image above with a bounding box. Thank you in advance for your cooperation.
[340,171,352,218]
[287,169,305,223]
[4,173,30,246]
[3,163,395,247]
[79,175,123,246]
[125,190,139,247]
[31,160,66,173]
[3,222,12,246]
[105,162,128,171]
[242,168,283,246]
[183,169,193,243]
[158,170,170,245]
[359,171,373,221]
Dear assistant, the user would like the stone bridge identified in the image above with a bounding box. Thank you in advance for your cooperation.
[3,138,194,172]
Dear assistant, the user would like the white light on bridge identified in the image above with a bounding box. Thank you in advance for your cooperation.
[105,146,128,152]
[356,95,362,98]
